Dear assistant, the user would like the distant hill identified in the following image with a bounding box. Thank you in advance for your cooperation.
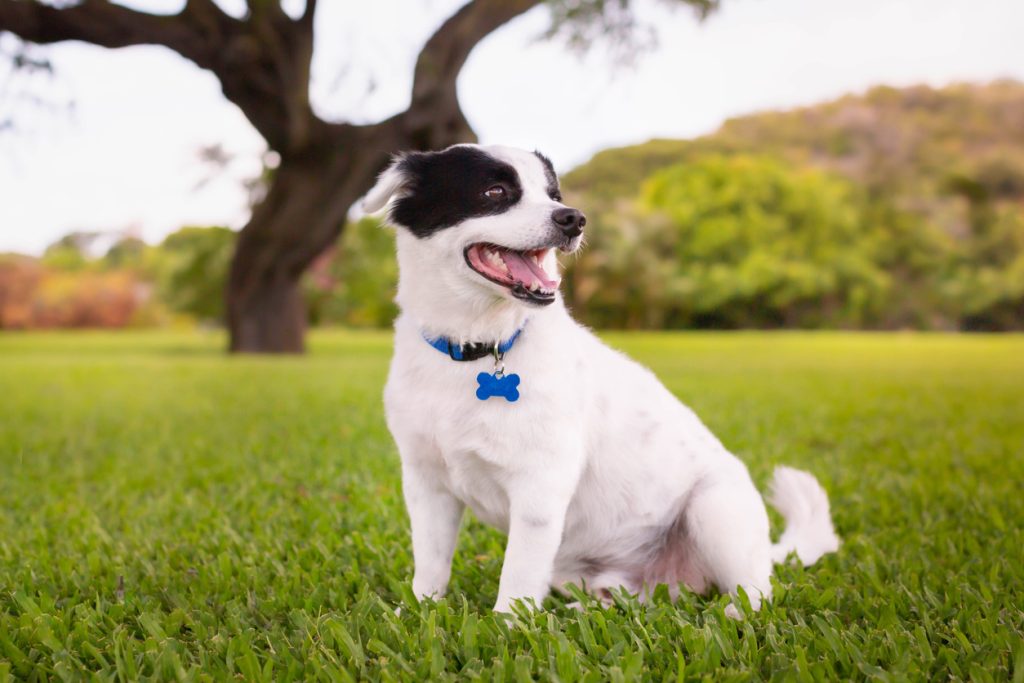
[564,80,1024,203]
[559,81,1024,331]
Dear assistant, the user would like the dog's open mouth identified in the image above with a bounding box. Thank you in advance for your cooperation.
[465,243,560,305]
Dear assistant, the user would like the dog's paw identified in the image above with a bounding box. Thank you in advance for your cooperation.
[492,599,515,614]
[493,595,543,614]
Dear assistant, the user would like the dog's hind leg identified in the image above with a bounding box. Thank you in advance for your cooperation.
[553,567,640,610]
[682,475,774,618]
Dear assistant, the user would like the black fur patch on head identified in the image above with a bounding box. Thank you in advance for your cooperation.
[390,147,524,238]
[534,151,561,202]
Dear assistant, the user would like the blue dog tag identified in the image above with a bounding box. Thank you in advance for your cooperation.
[476,371,520,402]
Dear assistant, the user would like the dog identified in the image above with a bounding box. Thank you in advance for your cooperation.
[363,144,840,615]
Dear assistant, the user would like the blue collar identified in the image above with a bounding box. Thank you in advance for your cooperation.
[423,327,524,362]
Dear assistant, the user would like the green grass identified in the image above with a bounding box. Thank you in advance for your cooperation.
[1,330,1022,681]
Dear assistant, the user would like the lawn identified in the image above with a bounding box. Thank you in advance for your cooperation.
[1,330,1022,681]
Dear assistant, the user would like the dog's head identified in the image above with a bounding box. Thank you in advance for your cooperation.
[363,144,585,307]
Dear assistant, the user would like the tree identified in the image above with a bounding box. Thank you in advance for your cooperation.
[0,0,718,353]
[102,235,148,271]
[40,230,98,270]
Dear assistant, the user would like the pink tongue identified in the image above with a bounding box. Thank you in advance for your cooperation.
[500,250,558,289]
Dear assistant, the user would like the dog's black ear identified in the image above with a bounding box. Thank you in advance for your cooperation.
[363,153,417,215]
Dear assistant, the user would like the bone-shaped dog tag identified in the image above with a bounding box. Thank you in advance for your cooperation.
[476,372,520,402]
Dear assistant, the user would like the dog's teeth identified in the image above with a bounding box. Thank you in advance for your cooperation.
[486,250,509,273]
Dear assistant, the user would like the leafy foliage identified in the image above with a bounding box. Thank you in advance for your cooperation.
[564,156,889,328]
[154,226,236,324]
[1,330,1022,679]
[0,251,148,329]
[544,0,719,58]
[1,227,237,329]
[306,218,399,329]
[561,80,1024,330]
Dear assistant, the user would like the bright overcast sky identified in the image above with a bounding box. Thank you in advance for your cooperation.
[1,0,1023,254]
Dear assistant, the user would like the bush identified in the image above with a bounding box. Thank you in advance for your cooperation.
[0,255,145,329]
[153,226,236,324]
[305,217,398,328]
[564,156,891,329]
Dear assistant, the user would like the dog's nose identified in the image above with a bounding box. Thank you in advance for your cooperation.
[552,207,586,237]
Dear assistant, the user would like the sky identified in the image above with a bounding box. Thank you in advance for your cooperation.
[1,0,1023,255]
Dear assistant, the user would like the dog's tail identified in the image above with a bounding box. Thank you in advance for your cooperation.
[767,466,840,566]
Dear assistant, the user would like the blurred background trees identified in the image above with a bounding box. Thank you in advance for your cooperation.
[2,80,1023,332]
[156,227,235,325]
[566,155,886,329]
[560,80,1024,331]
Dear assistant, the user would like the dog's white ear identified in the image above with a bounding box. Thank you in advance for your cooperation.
[362,156,409,215]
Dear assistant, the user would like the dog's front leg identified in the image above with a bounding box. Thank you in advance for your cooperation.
[402,460,464,601]
[493,472,577,613]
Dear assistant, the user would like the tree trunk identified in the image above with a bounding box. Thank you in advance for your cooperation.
[226,126,392,353]
[228,276,306,353]
[226,101,473,353]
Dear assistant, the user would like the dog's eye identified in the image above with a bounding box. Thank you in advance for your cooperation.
[551,191,563,202]
[483,185,506,199]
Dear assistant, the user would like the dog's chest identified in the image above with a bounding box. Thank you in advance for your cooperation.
[386,347,565,531]
[440,445,514,532]
[399,392,524,530]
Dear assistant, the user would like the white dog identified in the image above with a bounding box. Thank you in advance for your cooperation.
[363,144,839,615]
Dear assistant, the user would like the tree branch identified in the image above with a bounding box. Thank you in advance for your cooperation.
[299,0,316,28]
[401,0,541,149]
[244,0,288,24]
[0,0,232,70]
[411,0,541,107]
[0,0,322,152]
